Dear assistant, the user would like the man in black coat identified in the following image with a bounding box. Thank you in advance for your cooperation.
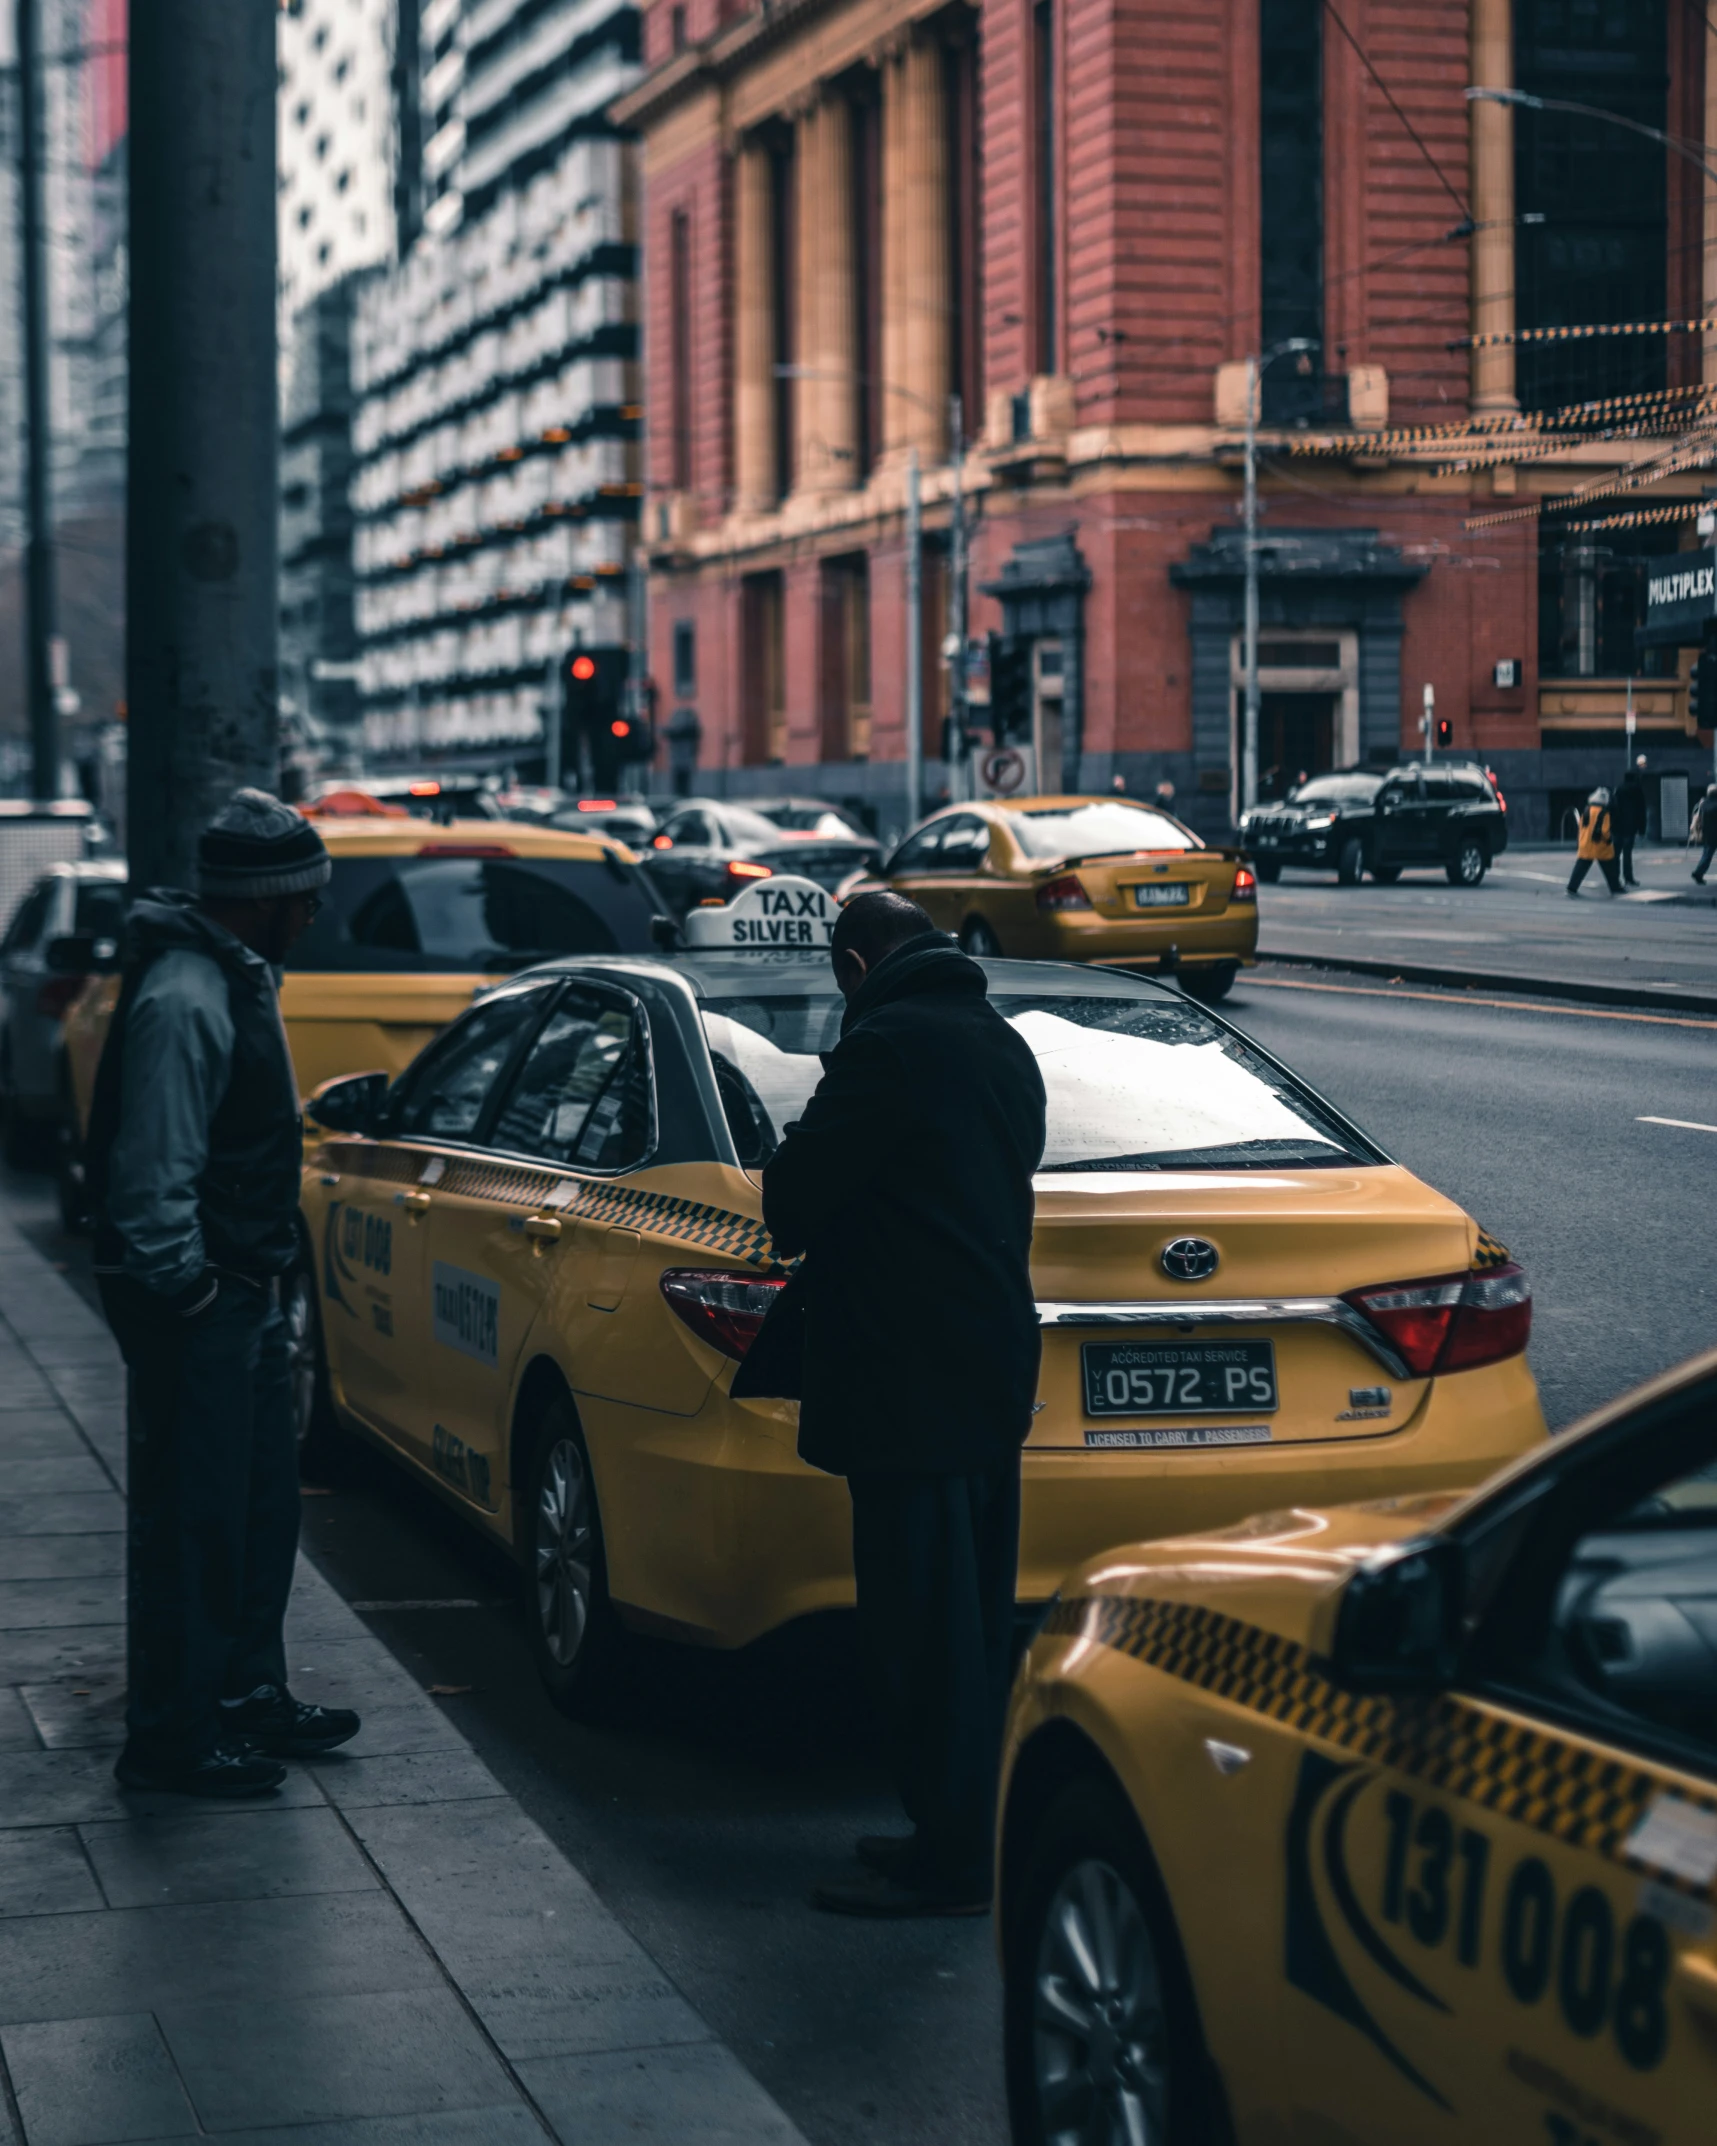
[1613,759,1648,887]
[760,892,1047,1914]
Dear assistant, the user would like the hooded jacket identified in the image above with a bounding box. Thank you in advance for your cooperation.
[753,931,1047,1477]
[85,892,304,1302]
[1576,805,1615,862]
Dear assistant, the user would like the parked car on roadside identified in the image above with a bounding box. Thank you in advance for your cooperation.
[643,798,880,912]
[0,861,127,1168]
[1240,763,1508,887]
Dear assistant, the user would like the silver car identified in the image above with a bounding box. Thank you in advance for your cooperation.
[0,861,126,1167]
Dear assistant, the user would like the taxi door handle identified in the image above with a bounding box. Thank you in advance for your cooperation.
[1676,1952,1717,2023]
[399,1190,433,1215]
[523,1215,562,1243]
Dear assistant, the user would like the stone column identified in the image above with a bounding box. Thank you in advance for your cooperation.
[881,47,910,461]
[1705,7,1717,384]
[1469,0,1517,416]
[794,100,823,491]
[733,138,777,514]
[901,34,949,461]
[815,91,860,488]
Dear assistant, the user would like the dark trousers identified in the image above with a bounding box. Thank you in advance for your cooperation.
[848,1460,1021,1892]
[1568,856,1622,895]
[1616,833,1637,882]
[99,1275,300,1761]
[1696,839,1715,881]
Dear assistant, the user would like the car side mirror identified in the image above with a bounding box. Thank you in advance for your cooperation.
[305,1070,389,1136]
[649,913,682,951]
[1328,1538,1462,1692]
[44,932,119,975]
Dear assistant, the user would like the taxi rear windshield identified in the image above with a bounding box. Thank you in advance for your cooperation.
[285,854,659,973]
[700,990,1375,1172]
[1008,803,1198,859]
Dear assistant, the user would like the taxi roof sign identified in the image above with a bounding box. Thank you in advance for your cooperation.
[680,875,839,953]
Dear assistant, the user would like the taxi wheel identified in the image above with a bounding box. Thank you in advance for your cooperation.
[1004,1775,1218,2146]
[959,917,1004,957]
[282,1256,340,1474]
[520,1398,623,1717]
[1183,965,1236,1005]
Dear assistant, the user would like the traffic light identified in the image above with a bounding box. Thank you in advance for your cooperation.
[1436,717,1452,749]
[560,645,636,786]
[988,634,1030,744]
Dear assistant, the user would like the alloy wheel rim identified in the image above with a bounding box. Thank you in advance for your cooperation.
[1033,1856,1169,2146]
[283,1271,316,1444]
[535,1437,593,1667]
[1460,844,1483,881]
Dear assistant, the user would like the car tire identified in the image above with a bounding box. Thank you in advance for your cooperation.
[1446,836,1488,887]
[1184,964,1236,1004]
[1003,1772,1220,2146]
[1335,835,1366,886]
[1252,859,1281,884]
[519,1392,627,1719]
[1368,864,1401,884]
[282,1249,342,1475]
[959,916,1004,957]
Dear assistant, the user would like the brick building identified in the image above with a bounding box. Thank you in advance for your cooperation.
[615,0,1716,843]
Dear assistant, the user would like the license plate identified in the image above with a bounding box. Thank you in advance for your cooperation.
[1131,882,1190,908]
[1081,1340,1277,1417]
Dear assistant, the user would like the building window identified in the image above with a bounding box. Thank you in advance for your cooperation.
[742,572,786,764]
[670,4,687,52]
[1538,526,1680,681]
[673,619,697,696]
[1515,1,1667,412]
[670,207,693,492]
[820,555,871,762]
[1032,0,1056,376]
[1258,0,1322,422]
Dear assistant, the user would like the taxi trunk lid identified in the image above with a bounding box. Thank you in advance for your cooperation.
[1025,1165,1476,1449]
[1058,850,1238,920]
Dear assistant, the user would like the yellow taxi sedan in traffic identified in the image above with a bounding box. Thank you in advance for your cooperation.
[997,1349,1717,2146]
[873,795,1258,1000]
[292,874,1545,1716]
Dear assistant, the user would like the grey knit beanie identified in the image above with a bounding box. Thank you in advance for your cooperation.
[198,789,332,901]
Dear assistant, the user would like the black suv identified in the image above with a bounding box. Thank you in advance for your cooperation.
[1239,763,1507,888]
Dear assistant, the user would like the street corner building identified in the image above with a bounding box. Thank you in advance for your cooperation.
[615,0,1717,843]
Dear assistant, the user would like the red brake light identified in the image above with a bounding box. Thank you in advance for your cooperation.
[578,799,617,812]
[652,834,673,849]
[1344,1262,1531,1379]
[660,1269,787,1360]
[727,859,772,881]
[408,781,441,796]
[1231,865,1257,903]
[416,842,515,857]
[36,975,85,1020]
[1035,872,1092,913]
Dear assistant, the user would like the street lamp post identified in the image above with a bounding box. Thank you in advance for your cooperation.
[1241,339,1314,818]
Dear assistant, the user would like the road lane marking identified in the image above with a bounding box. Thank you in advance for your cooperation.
[1242,974,1717,1031]
[1637,1116,1717,1135]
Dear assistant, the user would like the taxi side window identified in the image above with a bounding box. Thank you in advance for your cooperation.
[938,816,991,870]
[488,987,653,1172]
[387,990,546,1144]
[887,824,945,875]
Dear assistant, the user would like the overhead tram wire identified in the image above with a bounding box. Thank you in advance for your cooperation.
[1320,0,1470,218]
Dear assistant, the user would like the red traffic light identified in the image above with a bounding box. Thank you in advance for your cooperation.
[610,719,632,739]
[570,654,597,682]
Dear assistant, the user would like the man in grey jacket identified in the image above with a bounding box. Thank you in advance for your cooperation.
[87,791,361,1796]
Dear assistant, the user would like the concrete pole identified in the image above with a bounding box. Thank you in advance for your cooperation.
[126,1,280,891]
[16,0,58,800]
[905,446,922,826]
[947,393,967,799]
[1241,356,1260,818]
[1469,0,1518,417]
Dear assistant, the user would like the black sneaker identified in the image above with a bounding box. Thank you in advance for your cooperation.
[115,1739,286,1798]
[855,1833,923,1884]
[220,1685,361,1758]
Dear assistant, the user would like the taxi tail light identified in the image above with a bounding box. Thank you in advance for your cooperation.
[1343,1262,1531,1378]
[1231,865,1257,904]
[660,1269,787,1360]
[1035,873,1092,913]
[726,859,772,883]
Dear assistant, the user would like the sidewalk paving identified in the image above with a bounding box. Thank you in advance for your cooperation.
[0,1211,806,2146]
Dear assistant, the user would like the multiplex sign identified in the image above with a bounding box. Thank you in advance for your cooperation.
[1643,548,1717,642]
[680,874,840,952]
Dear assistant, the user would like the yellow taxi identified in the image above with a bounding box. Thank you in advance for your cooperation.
[292,874,1545,1715]
[62,813,664,1131]
[996,1349,1717,2146]
[872,795,1258,1000]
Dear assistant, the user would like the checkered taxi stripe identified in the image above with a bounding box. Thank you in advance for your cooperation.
[1473,1227,1512,1271]
[321,1141,792,1271]
[1042,1593,1717,1899]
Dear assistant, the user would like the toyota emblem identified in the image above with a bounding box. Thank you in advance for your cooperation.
[1161,1236,1219,1282]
